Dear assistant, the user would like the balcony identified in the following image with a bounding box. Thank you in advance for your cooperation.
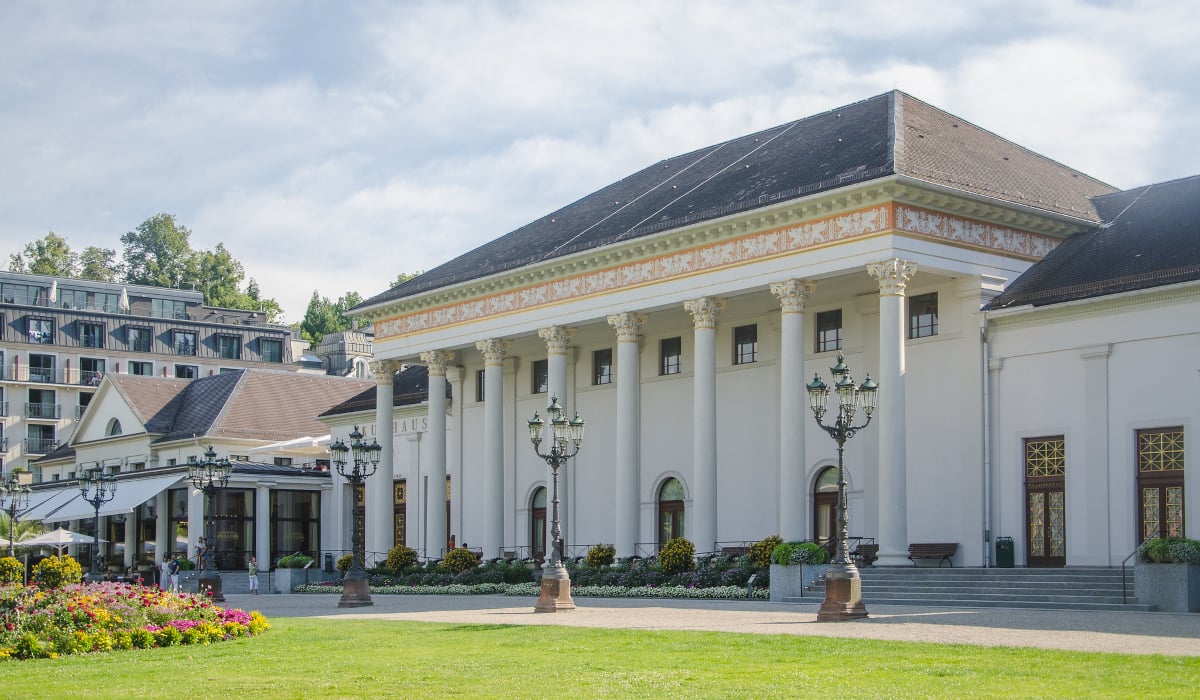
[78,370,105,387]
[27,368,59,384]
[25,402,62,419]
[25,437,58,455]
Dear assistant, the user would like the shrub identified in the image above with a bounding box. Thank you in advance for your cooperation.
[0,556,23,584]
[441,547,478,574]
[749,535,782,568]
[586,544,616,568]
[336,554,353,573]
[772,541,828,565]
[178,558,195,571]
[386,544,418,572]
[659,538,695,575]
[277,553,315,569]
[32,555,83,588]
[1168,540,1200,565]
[1138,537,1200,564]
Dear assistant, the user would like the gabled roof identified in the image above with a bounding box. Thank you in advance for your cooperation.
[321,364,444,417]
[359,91,1114,309]
[988,174,1200,309]
[106,374,192,433]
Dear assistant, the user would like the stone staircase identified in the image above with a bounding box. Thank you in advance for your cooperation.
[793,567,1151,611]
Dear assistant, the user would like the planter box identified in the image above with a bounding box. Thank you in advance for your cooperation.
[273,567,313,594]
[769,563,828,602]
[1134,563,1200,613]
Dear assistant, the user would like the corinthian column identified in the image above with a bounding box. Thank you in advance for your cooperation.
[683,296,725,554]
[476,338,511,559]
[607,312,647,558]
[420,349,455,558]
[368,360,400,563]
[867,259,917,566]
[537,326,574,559]
[770,279,815,541]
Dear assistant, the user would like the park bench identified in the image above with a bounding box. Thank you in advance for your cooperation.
[907,542,957,567]
[852,543,879,566]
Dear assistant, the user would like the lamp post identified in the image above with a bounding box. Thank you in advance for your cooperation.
[806,352,878,622]
[330,425,381,608]
[527,396,585,612]
[78,465,117,581]
[189,446,232,601]
[1,471,32,558]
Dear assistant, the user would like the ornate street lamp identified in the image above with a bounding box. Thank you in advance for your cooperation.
[527,396,585,612]
[78,465,117,581]
[189,446,232,601]
[806,352,878,622]
[330,425,381,608]
[1,471,32,558]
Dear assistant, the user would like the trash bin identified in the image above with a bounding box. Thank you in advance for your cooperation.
[995,536,1014,568]
[324,553,334,573]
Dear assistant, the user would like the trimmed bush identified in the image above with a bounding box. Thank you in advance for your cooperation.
[586,544,616,568]
[659,538,695,575]
[386,544,418,572]
[441,547,478,574]
[32,555,83,589]
[772,541,828,565]
[336,554,353,574]
[0,556,23,584]
[749,535,782,568]
[277,553,314,569]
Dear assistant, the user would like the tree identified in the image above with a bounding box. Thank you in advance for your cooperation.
[120,213,194,289]
[186,243,246,309]
[8,232,78,276]
[299,290,364,346]
[78,246,119,282]
[390,271,424,288]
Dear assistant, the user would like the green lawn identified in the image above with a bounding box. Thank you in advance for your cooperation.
[1,618,1196,698]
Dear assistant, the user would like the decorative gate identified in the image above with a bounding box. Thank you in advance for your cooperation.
[1025,437,1066,567]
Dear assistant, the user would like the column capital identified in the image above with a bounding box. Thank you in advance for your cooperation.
[867,258,918,296]
[537,326,575,355]
[370,360,402,385]
[475,338,511,366]
[770,279,816,313]
[607,312,648,342]
[683,297,726,330]
[419,350,456,377]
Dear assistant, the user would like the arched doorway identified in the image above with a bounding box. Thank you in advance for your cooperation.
[657,478,685,549]
[530,487,546,560]
[813,467,838,549]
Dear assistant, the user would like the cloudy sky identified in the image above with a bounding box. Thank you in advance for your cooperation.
[2,1,1196,323]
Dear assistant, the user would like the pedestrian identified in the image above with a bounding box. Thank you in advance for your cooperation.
[196,537,207,571]
[248,556,259,594]
[159,555,171,591]
[169,555,181,593]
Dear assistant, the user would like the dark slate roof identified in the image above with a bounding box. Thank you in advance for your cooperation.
[988,174,1200,309]
[321,364,448,417]
[359,91,1114,309]
[35,443,75,463]
[230,461,331,479]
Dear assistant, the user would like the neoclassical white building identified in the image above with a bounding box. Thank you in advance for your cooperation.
[337,92,1194,569]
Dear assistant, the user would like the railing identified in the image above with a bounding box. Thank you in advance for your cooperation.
[75,405,88,419]
[78,370,105,386]
[25,402,61,419]
[24,438,58,454]
[27,368,59,384]
[1121,546,1139,604]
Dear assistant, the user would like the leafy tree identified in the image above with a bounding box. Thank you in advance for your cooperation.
[299,290,364,346]
[186,243,246,309]
[120,213,193,289]
[79,245,119,282]
[8,232,78,276]
[390,271,423,288]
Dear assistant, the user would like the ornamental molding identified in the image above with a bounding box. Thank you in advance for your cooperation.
[419,350,455,377]
[683,297,726,330]
[475,338,511,365]
[867,259,918,296]
[770,279,816,313]
[369,360,402,383]
[537,326,576,355]
[607,312,648,342]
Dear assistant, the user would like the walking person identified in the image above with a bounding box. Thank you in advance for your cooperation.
[248,556,259,594]
[159,555,171,591]
[169,555,181,593]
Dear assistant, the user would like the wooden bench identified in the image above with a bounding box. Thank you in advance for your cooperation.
[852,543,879,566]
[908,543,957,567]
[720,546,750,557]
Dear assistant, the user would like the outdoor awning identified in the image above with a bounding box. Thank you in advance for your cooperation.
[19,488,81,522]
[45,472,183,522]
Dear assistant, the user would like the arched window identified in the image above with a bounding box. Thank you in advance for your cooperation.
[106,418,122,436]
[813,467,838,547]
[531,487,546,560]
[658,478,685,549]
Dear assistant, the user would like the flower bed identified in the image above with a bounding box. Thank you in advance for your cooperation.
[292,581,769,600]
[0,582,270,660]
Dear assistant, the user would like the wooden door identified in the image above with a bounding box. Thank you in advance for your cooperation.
[1025,437,1066,567]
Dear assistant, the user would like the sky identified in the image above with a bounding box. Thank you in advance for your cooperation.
[1,1,1197,324]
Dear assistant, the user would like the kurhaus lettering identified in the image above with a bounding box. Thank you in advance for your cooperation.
[393,417,429,435]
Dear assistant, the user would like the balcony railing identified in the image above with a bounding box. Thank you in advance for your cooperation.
[27,368,59,383]
[25,402,61,419]
[75,405,88,419]
[25,438,58,454]
[78,370,105,386]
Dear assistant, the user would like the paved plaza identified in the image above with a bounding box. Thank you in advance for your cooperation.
[219,592,1200,657]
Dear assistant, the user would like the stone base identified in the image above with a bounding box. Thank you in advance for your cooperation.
[534,572,576,612]
[197,574,226,603]
[338,575,374,608]
[817,565,868,622]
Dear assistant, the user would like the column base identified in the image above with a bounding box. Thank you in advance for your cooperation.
[197,574,226,603]
[534,567,575,612]
[338,574,374,608]
[817,564,868,622]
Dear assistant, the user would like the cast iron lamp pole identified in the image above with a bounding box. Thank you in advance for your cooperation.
[527,396,585,612]
[78,465,117,581]
[1,471,32,558]
[189,446,232,601]
[806,352,878,622]
[330,426,381,608]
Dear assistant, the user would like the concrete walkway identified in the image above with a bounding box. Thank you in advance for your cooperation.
[218,593,1200,657]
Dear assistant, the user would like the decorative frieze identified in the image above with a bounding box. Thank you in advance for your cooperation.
[607,313,648,342]
[683,297,726,330]
[867,259,918,296]
[537,326,575,355]
[770,279,816,313]
[419,350,455,377]
[475,338,511,366]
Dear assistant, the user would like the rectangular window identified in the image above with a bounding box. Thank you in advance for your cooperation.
[27,317,53,344]
[127,326,153,352]
[733,324,758,365]
[531,359,548,394]
[217,335,242,360]
[593,348,613,385]
[909,292,939,339]
[80,357,105,386]
[260,338,283,363]
[28,353,55,383]
[475,369,486,402]
[660,337,682,375]
[173,330,197,355]
[815,309,843,353]
[273,457,293,467]
[153,299,187,320]
[77,392,93,419]
[26,387,58,419]
[79,322,105,348]
[175,364,198,379]
[129,361,153,376]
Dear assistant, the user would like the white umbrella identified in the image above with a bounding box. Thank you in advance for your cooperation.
[118,286,130,312]
[47,279,58,306]
[17,527,105,555]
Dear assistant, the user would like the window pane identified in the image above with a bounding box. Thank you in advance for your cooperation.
[816,310,842,353]
[175,365,197,379]
[909,293,939,339]
[660,337,681,375]
[593,348,613,385]
[531,359,548,394]
[173,331,196,355]
[260,338,282,363]
[27,318,53,344]
[128,327,152,352]
[733,324,757,364]
[218,335,242,360]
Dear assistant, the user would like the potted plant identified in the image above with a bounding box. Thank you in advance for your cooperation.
[1133,537,1200,612]
[769,541,829,602]
[274,552,316,593]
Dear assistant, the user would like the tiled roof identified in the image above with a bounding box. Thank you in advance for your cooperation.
[321,364,444,417]
[107,374,192,432]
[988,174,1200,309]
[359,91,1115,308]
